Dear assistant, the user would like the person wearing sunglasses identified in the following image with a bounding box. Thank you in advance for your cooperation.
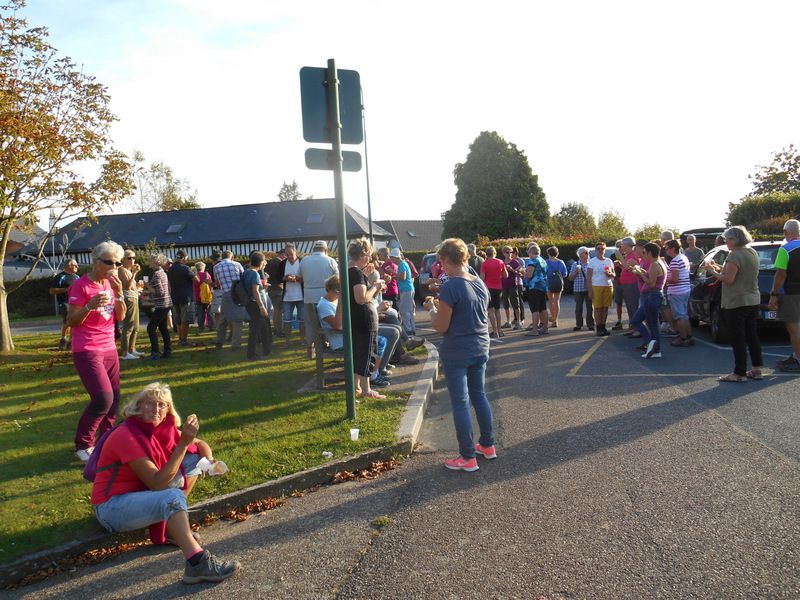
[66,241,127,462]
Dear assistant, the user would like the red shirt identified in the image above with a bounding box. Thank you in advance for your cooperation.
[481,258,506,290]
[618,252,641,285]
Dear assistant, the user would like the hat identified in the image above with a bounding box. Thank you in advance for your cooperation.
[389,248,402,258]
[621,237,636,247]
[175,250,186,259]
[313,240,328,250]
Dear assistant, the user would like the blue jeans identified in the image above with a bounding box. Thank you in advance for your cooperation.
[631,291,662,349]
[441,354,494,459]
[93,453,201,533]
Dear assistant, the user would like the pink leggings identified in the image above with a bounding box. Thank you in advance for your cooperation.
[73,350,120,450]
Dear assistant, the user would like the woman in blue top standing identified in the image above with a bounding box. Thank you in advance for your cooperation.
[545,246,568,328]
[524,243,549,336]
[424,238,495,472]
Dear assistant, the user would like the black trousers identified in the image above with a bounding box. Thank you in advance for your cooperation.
[723,305,763,376]
[574,291,594,328]
[245,301,273,359]
[147,307,172,355]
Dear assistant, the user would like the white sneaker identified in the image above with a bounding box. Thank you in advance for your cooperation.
[130,350,145,357]
[121,353,138,360]
[75,448,94,462]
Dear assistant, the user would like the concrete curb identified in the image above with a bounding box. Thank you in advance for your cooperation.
[396,341,439,448]
[0,344,440,589]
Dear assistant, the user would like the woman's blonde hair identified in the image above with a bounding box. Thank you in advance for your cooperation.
[347,238,373,262]
[149,253,168,268]
[121,381,181,426]
[437,238,469,266]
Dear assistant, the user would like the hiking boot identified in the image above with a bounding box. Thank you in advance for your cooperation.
[512,321,522,331]
[444,456,479,472]
[149,351,161,360]
[475,443,497,459]
[405,337,426,351]
[573,326,582,331]
[778,357,800,372]
[612,321,623,330]
[183,551,241,584]
[776,355,796,367]
[598,328,610,336]
[395,353,419,366]
[75,447,93,462]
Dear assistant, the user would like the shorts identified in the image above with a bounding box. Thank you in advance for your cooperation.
[353,329,377,377]
[502,287,521,310]
[173,302,191,326]
[613,283,624,304]
[668,292,690,321]
[777,294,800,322]
[282,300,304,324]
[547,275,564,294]
[58,303,69,324]
[527,288,547,313]
[488,288,502,310]
[591,285,613,308]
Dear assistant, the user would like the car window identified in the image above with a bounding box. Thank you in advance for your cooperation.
[695,248,728,278]
[754,245,779,270]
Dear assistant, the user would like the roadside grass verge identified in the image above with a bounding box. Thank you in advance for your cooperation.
[0,331,409,564]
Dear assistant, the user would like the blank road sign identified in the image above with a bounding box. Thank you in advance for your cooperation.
[300,66,363,145]
[305,148,362,172]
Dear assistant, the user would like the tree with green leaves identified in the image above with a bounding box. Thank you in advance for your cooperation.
[748,144,800,195]
[597,210,629,242]
[550,202,597,238]
[0,0,133,352]
[443,131,549,241]
[278,179,312,202]
[634,223,677,242]
[127,151,199,212]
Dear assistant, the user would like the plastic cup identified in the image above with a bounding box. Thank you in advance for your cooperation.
[142,275,149,283]
[350,428,359,441]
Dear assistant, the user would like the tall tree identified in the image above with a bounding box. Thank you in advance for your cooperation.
[0,0,133,352]
[597,210,629,242]
[443,131,549,241]
[550,202,597,238]
[748,144,800,195]
[277,179,312,202]
[128,151,200,212]
[634,223,675,242]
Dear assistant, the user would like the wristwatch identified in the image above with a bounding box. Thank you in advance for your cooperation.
[769,292,779,297]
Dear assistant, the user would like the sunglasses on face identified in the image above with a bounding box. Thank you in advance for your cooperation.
[99,258,123,267]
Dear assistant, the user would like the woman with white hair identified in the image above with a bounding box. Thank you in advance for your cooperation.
[91,382,240,584]
[67,241,127,462]
[568,247,594,330]
[145,253,173,360]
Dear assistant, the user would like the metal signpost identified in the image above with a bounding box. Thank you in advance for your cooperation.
[300,60,362,419]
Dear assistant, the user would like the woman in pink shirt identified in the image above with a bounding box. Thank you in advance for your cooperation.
[480,246,508,338]
[67,241,127,462]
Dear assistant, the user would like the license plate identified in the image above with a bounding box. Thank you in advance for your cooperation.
[763,310,777,320]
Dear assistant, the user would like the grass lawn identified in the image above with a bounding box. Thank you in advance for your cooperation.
[0,329,409,564]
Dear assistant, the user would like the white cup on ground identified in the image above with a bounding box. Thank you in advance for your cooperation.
[350,428,359,441]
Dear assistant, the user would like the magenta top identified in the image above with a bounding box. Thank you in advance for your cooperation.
[68,274,117,353]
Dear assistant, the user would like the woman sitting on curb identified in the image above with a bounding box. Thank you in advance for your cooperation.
[91,382,240,584]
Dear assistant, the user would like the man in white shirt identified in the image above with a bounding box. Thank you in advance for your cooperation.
[300,240,338,357]
[281,244,304,347]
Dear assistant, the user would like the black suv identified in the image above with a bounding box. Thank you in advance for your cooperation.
[688,241,783,343]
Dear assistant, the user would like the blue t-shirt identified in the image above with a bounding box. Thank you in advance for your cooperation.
[396,260,414,292]
[242,269,262,300]
[546,258,567,278]
[438,276,490,362]
[525,256,547,291]
[316,297,342,350]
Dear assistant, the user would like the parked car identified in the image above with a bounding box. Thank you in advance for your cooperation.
[415,252,438,302]
[688,241,783,343]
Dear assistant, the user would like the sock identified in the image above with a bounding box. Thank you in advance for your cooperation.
[186,548,205,564]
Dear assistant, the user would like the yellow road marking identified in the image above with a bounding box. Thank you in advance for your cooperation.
[566,337,607,377]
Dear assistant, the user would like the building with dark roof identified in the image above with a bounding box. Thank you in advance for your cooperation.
[34,199,392,263]
[375,220,443,252]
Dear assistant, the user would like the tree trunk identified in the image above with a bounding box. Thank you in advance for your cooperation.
[0,284,15,354]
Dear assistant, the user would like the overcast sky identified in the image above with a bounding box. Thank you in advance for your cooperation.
[22,0,800,232]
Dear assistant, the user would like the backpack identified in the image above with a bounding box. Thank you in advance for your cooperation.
[199,281,213,304]
[83,421,151,497]
[231,277,249,307]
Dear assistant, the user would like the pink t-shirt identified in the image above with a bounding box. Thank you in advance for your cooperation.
[68,274,117,353]
[618,253,640,285]
[481,258,506,290]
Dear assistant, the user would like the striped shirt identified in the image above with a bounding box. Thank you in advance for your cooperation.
[150,268,172,309]
[667,254,691,295]
[213,258,244,293]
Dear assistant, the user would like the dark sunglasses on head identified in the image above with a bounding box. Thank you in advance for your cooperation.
[99,258,123,267]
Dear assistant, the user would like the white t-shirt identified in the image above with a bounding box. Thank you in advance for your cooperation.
[283,259,303,302]
[587,256,614,287]
[316,297,342,350]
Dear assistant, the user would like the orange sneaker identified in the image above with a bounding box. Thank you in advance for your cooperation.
[444,456,479,472]
[474,443,497,459]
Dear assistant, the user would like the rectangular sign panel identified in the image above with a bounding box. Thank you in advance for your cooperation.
[300,66,363,145]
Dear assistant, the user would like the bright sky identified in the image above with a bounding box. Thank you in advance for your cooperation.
[22,0,800,233]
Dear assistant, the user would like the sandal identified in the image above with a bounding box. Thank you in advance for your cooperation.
[358,390,386,399]
[718,373,747,383]
[746,370,764,380]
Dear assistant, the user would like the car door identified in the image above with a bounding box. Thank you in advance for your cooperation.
[689,248,728,322]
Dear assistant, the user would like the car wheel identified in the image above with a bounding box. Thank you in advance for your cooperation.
[710,304,730,344]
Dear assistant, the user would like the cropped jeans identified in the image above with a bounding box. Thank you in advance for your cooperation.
[441,354,494,460]
[631,291,663,350]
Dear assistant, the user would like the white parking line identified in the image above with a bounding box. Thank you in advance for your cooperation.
[693,336,791,358]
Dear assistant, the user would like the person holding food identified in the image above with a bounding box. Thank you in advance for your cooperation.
[91,381,240,584]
